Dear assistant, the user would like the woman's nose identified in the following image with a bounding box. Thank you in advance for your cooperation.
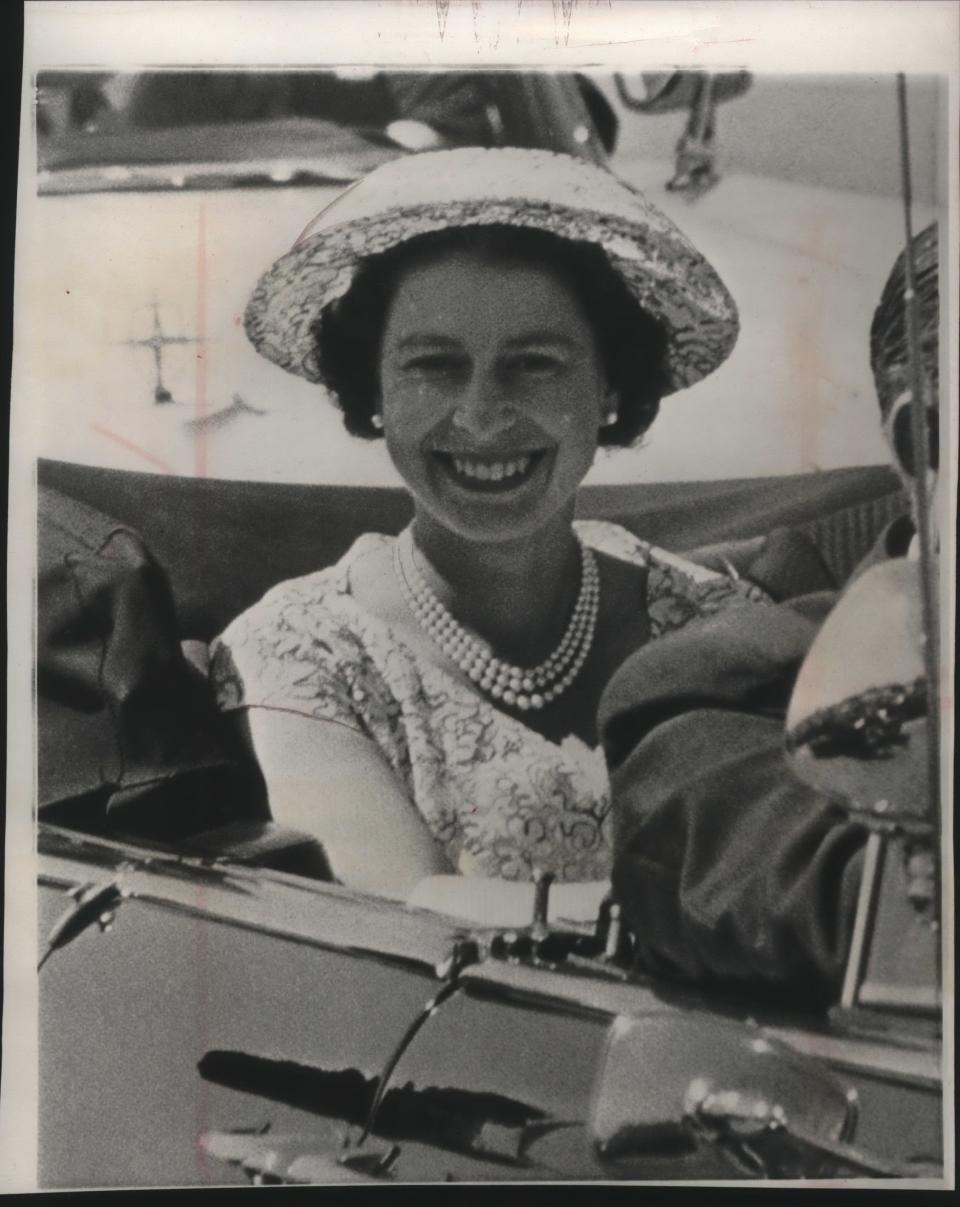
[450,371,516,439]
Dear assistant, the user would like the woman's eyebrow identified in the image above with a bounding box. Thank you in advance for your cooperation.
[503,332,578,349]
[391,335,463,351]
[388,332,578,352]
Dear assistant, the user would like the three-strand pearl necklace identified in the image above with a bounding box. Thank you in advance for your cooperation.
[394,526,600,711]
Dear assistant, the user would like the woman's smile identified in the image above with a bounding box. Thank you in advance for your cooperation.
[430,448,550,494]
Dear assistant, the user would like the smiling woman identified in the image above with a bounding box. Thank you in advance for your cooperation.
[374,236,650,538]
[209,147,766,923]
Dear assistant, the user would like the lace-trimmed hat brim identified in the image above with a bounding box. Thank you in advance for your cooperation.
[244,146,739,395]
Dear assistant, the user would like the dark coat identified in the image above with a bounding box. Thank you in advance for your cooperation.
[599,593,868,1006]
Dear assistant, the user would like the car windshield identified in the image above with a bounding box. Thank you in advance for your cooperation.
[36,70,483,193]
[24,69,944,486]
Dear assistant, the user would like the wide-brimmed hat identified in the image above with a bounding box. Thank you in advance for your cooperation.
[245,146,739,395]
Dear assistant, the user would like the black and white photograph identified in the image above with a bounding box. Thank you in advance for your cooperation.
[5,0,956,1190]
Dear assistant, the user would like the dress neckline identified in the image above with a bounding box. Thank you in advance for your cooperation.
[318,521,656,762]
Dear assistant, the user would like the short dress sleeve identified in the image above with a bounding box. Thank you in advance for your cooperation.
[210,584,365,731]
[208,538,409,752]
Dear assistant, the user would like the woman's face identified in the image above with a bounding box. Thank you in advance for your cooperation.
[378,248,617,544]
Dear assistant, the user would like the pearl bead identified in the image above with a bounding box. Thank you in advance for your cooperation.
[395,529,599,712]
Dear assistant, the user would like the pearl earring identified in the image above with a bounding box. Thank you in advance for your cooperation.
[602,409,618,427]
[371,413,384,431]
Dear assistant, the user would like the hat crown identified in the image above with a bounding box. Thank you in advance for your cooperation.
[296,147,656,245]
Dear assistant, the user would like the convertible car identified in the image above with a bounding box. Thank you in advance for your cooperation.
[23,70,947,1185]
[36,457,942,1187]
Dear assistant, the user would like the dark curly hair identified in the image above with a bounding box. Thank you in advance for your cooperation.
[869,222,939,475]
[314,224,669,447]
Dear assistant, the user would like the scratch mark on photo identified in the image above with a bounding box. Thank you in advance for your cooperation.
[90,423,175,474]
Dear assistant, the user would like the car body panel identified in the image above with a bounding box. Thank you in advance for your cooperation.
[38,828,943,1186]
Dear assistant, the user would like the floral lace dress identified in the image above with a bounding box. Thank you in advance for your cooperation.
[210,521,766,883]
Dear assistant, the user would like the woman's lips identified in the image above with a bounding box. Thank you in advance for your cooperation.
[432,450,547,492]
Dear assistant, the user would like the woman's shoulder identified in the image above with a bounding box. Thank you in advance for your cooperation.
[575,518,651,567]
[575,519,767,637]
[645,546,769,637]
[575,519,729,581]
[218,532,393,639]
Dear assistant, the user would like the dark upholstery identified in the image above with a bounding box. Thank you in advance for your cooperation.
[38,459,905,640]
[37,484,266,837]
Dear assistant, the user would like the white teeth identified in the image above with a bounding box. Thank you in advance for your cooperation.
[449,454,534,482]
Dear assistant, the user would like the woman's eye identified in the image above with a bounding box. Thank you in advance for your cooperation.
[401,354,463,376]
[510,354,563,375]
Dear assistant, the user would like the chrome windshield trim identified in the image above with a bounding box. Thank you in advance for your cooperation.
[761,1025,942,1090]
[38,825,461,973]
[38,156,373,196]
